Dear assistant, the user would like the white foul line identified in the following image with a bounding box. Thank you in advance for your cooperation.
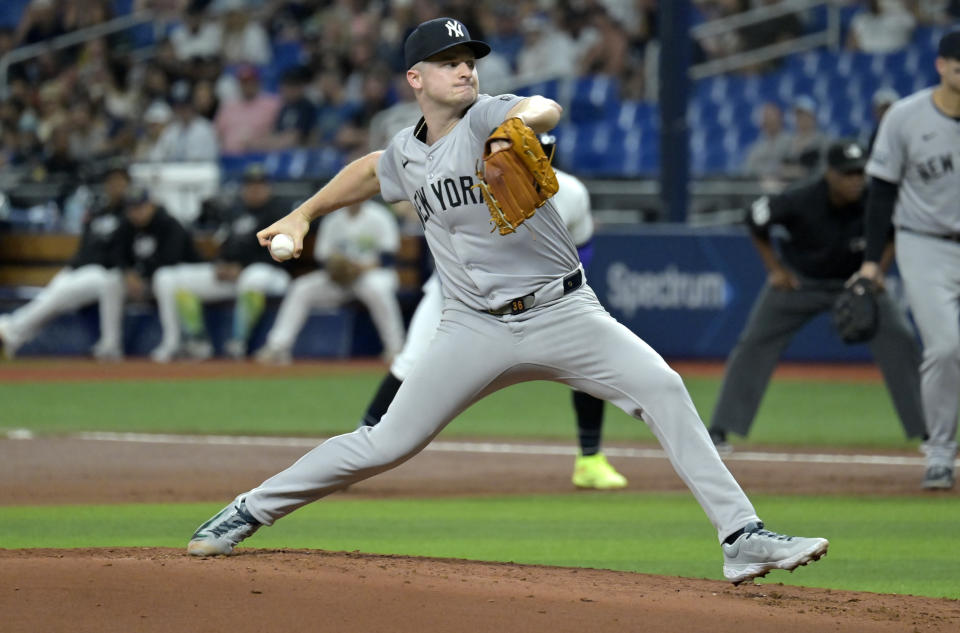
[43,430,939,468]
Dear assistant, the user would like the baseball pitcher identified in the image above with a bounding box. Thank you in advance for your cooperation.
[186,17,829,585]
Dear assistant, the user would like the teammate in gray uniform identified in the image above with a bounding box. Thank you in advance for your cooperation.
[187,18,829,584]
[858,31,960,490]
[358,160,628,490]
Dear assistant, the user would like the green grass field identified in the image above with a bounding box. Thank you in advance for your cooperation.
[0,371,922,448]
[2,367,954,599]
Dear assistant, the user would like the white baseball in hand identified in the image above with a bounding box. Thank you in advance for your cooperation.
[270,234,295,261]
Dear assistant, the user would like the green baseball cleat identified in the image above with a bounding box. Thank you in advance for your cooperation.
[572,453,628,490]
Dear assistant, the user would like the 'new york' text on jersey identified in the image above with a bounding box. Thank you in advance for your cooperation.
[377,94,579,311]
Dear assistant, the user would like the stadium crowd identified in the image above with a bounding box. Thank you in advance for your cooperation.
[1,1,957,224]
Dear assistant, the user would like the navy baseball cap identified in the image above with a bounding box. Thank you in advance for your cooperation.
[827,140,868,173]
[124,185,151,207]
[404,18,490,70]
[938,31,960,60]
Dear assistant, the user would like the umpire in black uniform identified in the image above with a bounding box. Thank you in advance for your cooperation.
[708,140,926,451]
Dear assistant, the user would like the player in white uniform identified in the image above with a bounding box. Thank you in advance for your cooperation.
[187,18,829,585]
[255,199,405,363]
[149,167,292,362]
[359,163,628,489]
[858,31,960,489]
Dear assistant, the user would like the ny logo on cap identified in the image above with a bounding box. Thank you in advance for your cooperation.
[445,19,464,38]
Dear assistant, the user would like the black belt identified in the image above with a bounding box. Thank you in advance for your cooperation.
[898,226,960,243]
[488,269,583,316]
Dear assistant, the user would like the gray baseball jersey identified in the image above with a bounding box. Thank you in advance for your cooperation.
[868,87,960,469]
[867,87,960,234]
[389,168,594,381]
[377,94,579,312]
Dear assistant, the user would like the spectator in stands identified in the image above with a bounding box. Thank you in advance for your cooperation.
[847,0,917,54]
[35,81,67,145]
[256,199,405,365]
[780,96,828,182]
[192,54,236,104]
[334,67,393,158]
[102,58,140,123]
[311,64,357,145]
[191,78,220,120]
[114,185,198,353]
[134,100,173,161]
[9,112,43,171]
[516,13,580,81]
[141,63,172,106]
[149,165,292,362]
[74,37,112,88]
[214,64,281,156]
[0,27,15,60]
[265,0,315,43]
[155,35,191,86]
[14,0,67,47]
[578,6,630,78]
[484,5,525,71]
[42,123,79,184]
[170,0,223,61]
[154,81,219,161]
[62,0,116,33]
[218,0,272,66]
[742,101,792,182]
[250,66,315,151]
[0,165,130,360]
[66,98,110,163]
[865,87,899,151]
[0,99,20,169]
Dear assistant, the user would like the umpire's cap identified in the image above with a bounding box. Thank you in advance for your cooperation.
[404,18,490,70]
[938,31,960,61]
[242,163,269,183]
[827,140,868,173]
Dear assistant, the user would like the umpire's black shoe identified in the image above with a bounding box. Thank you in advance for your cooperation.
[709,428,733,456]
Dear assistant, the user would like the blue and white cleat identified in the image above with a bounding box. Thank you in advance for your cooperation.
[722,521,828,585]
[187,498,261,556]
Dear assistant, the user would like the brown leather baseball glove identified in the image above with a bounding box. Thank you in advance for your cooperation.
[325,254,362,286]
[473,118,559,235]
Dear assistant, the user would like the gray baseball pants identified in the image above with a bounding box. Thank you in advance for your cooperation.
[896,231,960,468]
[243,286,759,542]
[710,279,925,439]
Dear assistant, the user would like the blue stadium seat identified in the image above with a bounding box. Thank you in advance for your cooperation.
[615,100,657,133]
[1,0,31,28]
[270,40,304,74]
[112,0,135,15]
[517,79,560,102]
[566,76,620,123]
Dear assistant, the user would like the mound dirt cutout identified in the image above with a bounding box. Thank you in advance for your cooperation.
[2,548,959,633]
